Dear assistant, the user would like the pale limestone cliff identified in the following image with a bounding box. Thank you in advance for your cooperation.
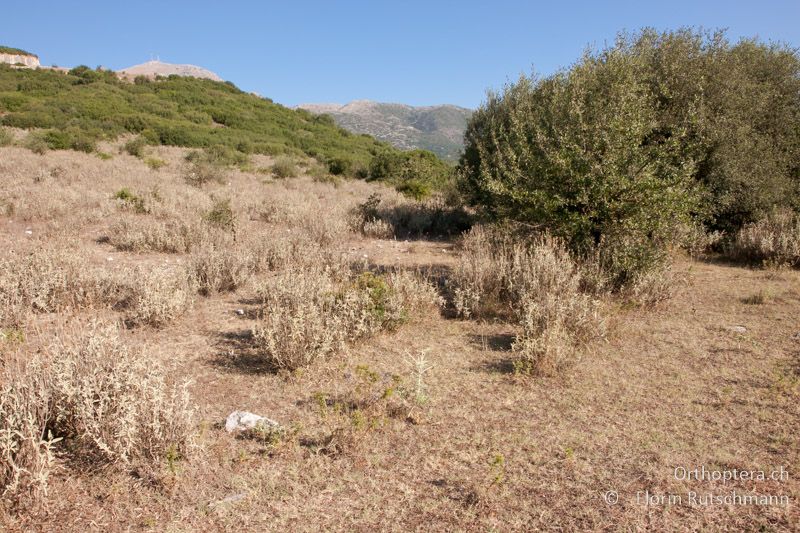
[0,53,40,68]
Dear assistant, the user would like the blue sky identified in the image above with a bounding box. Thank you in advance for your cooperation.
[3,1,799,108]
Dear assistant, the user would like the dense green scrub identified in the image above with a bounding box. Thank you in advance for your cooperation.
[0,64,455,191]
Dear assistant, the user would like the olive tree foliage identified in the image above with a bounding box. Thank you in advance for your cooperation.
[460,28,800,287]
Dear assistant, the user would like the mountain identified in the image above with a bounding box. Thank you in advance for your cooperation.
[117,60,223,81]
[298,100,472,161]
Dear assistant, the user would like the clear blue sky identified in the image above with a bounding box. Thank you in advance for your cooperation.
[3,1,799,108]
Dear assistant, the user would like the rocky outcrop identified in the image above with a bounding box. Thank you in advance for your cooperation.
[117,60,222,82]
[0,53,39,68]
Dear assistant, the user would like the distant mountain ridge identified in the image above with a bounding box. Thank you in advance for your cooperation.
[298,100,472,161]
[117,60,222,82]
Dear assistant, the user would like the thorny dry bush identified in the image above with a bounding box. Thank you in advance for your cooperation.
[252,266,443,371]
[0,323,193,505]
[452,226,605,375]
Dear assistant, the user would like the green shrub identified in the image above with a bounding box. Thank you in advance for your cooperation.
[201,144,250,168]
[327,156,352,176]
[36,128,96,153]
[123,136,147,157]
[271,156,297,178]
[0,65,397,169]
[461,28,800,288]
[203,197,236,233]
[369,150,454,199]
[144,157,166,170]
[113,188,148,214]
[0,127,12,147]
[23,132,47,155]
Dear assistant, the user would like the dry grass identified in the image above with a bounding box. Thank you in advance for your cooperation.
[1,145,797,531]
[731,208,800,267]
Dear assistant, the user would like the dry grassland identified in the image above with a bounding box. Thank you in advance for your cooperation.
[0,142,798,531]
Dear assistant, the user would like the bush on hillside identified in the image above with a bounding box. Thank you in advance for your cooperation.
[271,156,298,178]
[369,150,455,199]
[0,127,12,147]
[122,136,147,157]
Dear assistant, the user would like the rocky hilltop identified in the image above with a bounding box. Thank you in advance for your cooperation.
[298,100,472,161]
[0,46,40,68]
[117,60,222,81]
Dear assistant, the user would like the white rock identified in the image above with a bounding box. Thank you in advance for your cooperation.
[224,410,280,433]
[235,309,245,316]
[727,325,747,334]
[24,229,32,235]
[211,492,247,507]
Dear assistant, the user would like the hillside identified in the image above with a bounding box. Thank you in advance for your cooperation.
[117,60,223,82]
[298,100,472,161]
[0,64,395,169]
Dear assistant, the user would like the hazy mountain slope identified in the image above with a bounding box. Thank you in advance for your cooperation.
[299,100,472,161]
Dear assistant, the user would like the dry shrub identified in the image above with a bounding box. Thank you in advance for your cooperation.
[350,192,472,239]
[252,269,441,371]
[730,208,800,267]
[511,238,605,375]
[361,218,394,239]
[451,226,522,319]
[298,214,348,247]
[190,242,258,295]
[0,323,193,503]
[107,216,205,253]
[384,270,445,319]
[621,266,677,307]
[124,267,195,327]
[0,248,122,324]
[271,157,297,179]
[183,160,227,186]
[252,269,342,371]
[452,226,604,374]
[0,360,57,503]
